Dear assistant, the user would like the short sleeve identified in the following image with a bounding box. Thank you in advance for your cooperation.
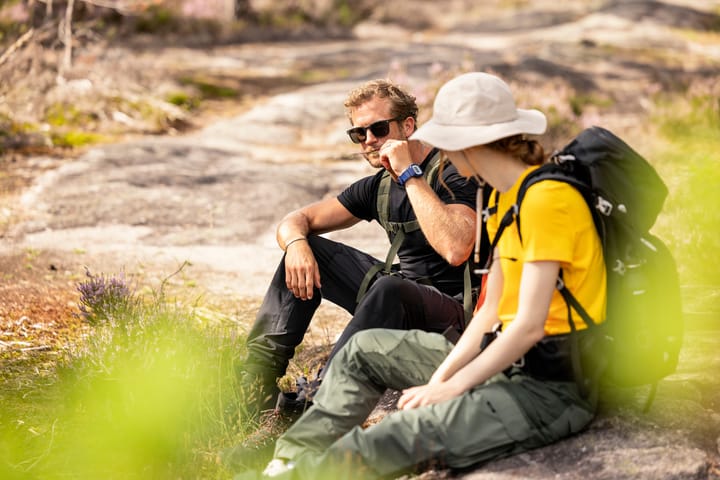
[520,181,592,264]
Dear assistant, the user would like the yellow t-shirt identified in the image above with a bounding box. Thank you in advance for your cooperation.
[486,166,606,335]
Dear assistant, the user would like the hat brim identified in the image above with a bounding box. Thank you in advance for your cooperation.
[410,108,547,151]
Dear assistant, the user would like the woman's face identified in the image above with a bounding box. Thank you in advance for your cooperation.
[443,149,476,178]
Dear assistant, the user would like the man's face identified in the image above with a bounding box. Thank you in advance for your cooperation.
[349,97,410,168]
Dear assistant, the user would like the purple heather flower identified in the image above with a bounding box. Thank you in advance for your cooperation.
[76,267,134,324]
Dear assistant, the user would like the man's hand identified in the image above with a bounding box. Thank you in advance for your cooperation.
[284,240,321,300]
[379,139,414,180]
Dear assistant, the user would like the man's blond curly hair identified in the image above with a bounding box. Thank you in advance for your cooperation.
[344,79,418,128]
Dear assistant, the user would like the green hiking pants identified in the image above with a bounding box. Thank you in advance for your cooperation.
[274,328,595,479]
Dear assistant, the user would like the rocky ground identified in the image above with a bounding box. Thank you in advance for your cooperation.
[1,1,720,478]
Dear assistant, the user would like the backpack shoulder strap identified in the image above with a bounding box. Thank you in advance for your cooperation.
[481,189,499,224]
[424,150,445,187]
[375,149,444,235]
[358,150,449,305]
[376,170,393,234]
[480,188,514,273]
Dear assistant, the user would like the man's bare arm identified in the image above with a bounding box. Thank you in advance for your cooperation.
[276,197,360,300]
[276,197,360,249]
[404,180,476,266]
[379,139,476,266]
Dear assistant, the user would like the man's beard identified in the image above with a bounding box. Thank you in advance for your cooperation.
[363,132,407,168]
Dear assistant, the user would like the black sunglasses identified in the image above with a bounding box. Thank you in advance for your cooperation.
[346,117,402,144]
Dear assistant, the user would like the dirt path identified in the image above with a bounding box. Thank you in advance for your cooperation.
[2,2,720,478]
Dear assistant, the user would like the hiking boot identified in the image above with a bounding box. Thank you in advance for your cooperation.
[220,410,295,471]
[276,375,321,416]
[240,371,281,417]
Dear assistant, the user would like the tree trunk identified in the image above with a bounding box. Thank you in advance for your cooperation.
[58,0,74,81]
[27,0,38,26]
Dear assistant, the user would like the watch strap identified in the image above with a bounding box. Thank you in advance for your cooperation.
[398,164,423,186]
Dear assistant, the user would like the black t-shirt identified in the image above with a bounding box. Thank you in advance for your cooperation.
[337,149,479,297]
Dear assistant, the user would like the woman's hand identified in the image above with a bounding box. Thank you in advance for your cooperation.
[397,380,464,410]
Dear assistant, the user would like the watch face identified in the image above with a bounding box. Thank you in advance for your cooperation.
[411,164,422,175]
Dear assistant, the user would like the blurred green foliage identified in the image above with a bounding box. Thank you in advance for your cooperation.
[0,273,251,479]
[568,93,614,117]
[180,77,239,99]
[50,130,105,148]
[650,88,720,288]
[134,5,179,34]
[166,91,200,110]
[45,103,98,128]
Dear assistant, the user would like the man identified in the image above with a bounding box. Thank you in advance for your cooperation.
[242,79,480,415]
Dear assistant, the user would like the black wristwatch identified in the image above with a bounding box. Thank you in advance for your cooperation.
[397,164,423,186]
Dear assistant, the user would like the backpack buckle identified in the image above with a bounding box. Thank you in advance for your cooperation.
[596,196,613,216]
[387,223,401,234]
[556,277,565,290]
[553,153,575,164]
[613,259,626,276]
[481,207,492,223]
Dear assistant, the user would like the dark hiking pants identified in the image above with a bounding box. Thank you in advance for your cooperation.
[274,329,596,479]
[243,236,465,401]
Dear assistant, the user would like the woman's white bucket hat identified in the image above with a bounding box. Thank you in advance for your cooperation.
[410,72,547,151]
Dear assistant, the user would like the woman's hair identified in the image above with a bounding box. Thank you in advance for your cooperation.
[344,79,418,127]
[485,135,545,166]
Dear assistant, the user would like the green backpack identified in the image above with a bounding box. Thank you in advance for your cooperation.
[356,150,475,325]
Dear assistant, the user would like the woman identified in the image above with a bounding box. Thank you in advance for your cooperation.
[243,72,607,479]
